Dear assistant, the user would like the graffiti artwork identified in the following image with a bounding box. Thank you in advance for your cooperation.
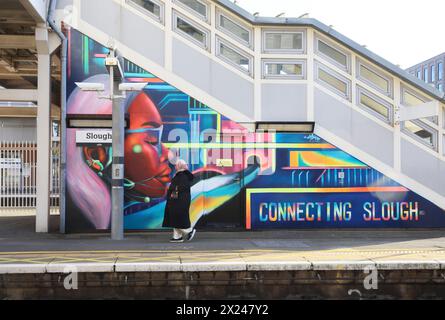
[65,28,445,232]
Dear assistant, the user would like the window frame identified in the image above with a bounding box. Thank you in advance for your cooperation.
[401,86,430,107]
[438,61,443,81]
[216,36,253,76]
[356,86,393,124]
[315,62,351,100]
[314,35,351,73]
[126,0,164,24]
[173,0,210,23]
[401,119,438,151]
[443,134,445,156]
[431,64,436,82]
[400,86,438,126]
[416,69,421,79]
[261,29,306,54]
[216,9,253,49]
[172,10,210,51]
[356,59,393,98]
[262,59,306,80]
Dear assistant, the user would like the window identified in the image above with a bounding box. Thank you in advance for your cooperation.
[438,83,443,92]
[173,11,209,49]
[127,0,164,22]
[263,60,305,79]
[357,60,393,97]
[315,37,349,72]
[216,37,252,75]
[174,0,209,21]
[423,67,428,83]
[439,62,443,81]
[402,120,437,150]
[315,63,351,99]
[431,65,436,82]
[216,10,252,48]
[416,70,421,79]
[357,87,393,123]
[402,89,426,107]
[263,31,305,53]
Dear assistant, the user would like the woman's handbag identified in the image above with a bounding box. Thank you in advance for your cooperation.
[170,186,179,199]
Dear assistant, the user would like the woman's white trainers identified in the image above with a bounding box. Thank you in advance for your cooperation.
[187,229,196,241]
[170,237,184,243]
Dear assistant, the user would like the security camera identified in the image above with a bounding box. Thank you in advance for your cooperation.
[118,83,147,92]
[75,82,105,92]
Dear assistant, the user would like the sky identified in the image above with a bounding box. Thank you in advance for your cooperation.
[234,0,444,69]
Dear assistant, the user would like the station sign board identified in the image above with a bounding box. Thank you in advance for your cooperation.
[75,130,113,145]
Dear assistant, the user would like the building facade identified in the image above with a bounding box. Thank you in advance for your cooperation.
[407,52,445,93]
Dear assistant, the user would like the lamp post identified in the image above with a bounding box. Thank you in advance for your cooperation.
[107,50,125,240]
[75,49,145,240]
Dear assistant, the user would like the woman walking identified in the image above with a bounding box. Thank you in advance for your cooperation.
[163,159,196,243]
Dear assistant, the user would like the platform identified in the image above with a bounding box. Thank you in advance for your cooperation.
[1,215,445,299]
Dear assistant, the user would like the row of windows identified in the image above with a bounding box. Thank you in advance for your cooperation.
[127,0,395,102]
[314,36,394,99]
[313,35,443,149]
[127,0,308,54]
[413,61,444,84]
[129,0,445,153]
[314,60,443,151]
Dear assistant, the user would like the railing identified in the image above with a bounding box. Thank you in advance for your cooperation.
[0,141,60,213]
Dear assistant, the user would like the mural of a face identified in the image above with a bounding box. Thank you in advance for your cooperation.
[124,92,171,199]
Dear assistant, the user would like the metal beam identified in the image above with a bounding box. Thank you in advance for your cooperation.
[0,88,38,101]
[398,101,440,122]
[0,106,37,117]
[0,72,59,78]
[0,9,35,25]
[0,35,36,49]
[19,0,47,23]
[35,25,51,233]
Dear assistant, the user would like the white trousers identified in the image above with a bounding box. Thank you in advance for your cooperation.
[173,227,193,239]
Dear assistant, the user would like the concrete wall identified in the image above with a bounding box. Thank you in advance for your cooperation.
[314,88,393,167]
[261,84,307,121]
[81,0,254,119]
[172,39,254,118]
[401,138,445,197]
[81,0,165,66]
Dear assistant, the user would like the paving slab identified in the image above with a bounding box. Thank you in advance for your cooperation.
[310,260,376,271]
[0,264,48,274]
[247,260,312,271]
[0,255,55,274]
[115,254,181,272]
[370,254,442,270]
[180,253,247,272]
[46,255,117,273]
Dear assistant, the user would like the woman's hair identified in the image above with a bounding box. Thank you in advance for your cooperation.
[175,159,189,172]
[67,74,112,229]
[67,74,138,229]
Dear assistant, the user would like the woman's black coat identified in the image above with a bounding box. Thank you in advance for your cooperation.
[162,170,194,229]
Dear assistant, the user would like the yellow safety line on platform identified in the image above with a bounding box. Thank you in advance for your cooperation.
[0,249,444,256]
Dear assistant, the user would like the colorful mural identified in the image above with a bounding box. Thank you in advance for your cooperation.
[65,28,445,232]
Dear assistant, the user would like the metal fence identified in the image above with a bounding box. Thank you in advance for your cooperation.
[0,141,60,213]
